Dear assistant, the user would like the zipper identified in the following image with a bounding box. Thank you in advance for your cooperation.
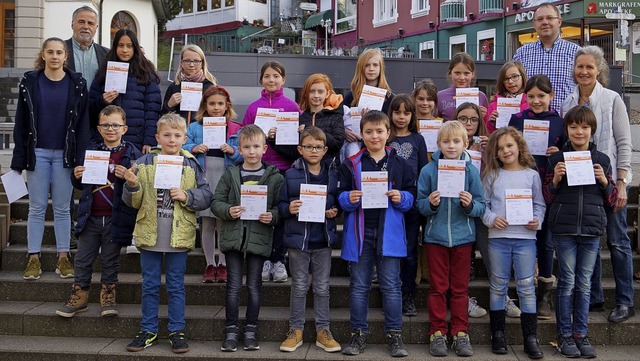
[302,162,309,251]
[577,187,583,235]
[447,198,452,247]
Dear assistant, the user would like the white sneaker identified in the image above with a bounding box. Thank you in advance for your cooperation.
[272,261,288,282]
[505,296,521,318]
[126,238,140,254]
[468,297,487,318]
[262,260,273,282]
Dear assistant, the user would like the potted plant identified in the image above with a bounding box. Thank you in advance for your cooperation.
[481,40,492,61]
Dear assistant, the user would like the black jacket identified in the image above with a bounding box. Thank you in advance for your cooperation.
[162,79,215,120]
[65,38,109,74]
[299,108,345,159]
[543,142,618,236]
[11,68,90,172]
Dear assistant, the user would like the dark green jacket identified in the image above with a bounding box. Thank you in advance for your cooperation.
[211,163,284,257]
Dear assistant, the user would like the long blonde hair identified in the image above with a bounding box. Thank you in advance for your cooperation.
[350,49,391,106]
[174,44,217,85]
[482,127,536,185]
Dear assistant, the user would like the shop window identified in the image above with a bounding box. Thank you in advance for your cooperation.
[336,0,356,34]
[374,0,397,27]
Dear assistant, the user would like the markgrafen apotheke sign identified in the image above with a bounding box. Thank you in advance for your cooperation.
[514,3,571,23]
[584,1,640,17]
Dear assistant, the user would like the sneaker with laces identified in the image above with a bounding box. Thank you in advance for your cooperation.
[280,328,303,352]
[56,284,89,317]
[100,284,118,317]
[453,332,473,357]
[429,331,448,357]
[574,335,597,358]
[505,296,521,318]
[262,260,273,282]
[402,293,417,316]
[386,331,408,357]
[221,326,238,352]
[169,331,189,353]
[557,335,581,358]
[23,258,42,280]
[316,328,341,352]
[202,264,216,283]
[272,261,288,282]
[468,297,487,318]
[55,257,74,279]
[243,324,260,350]
[216,264,227,283]
[342,329,367,355]
[126,331,157,352]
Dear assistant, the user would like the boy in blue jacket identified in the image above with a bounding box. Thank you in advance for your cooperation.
[337,110,415,358]
[416,121,485,357]
[278,127,341,353]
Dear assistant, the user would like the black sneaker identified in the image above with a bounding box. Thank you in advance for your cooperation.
[342,329,367,356]
[221,326,238,352]
[243,324,260,350]
[557,335,581,358]
[386,331,408,357]
[168,331,189,354]
[574,335,597,359]
[126,331,157,352]
[402,294,417,317]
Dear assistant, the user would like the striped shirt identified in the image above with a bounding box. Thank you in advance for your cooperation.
[513,37,581,112]
[241,165,265,185]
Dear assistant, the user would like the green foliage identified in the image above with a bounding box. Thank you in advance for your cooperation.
[158,1,183,33]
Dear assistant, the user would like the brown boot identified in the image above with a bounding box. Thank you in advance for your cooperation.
[55,284,89,318]
[536,275,555,320]
[100,283,118,317]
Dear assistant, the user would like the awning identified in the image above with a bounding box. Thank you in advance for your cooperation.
[304,10,333,29]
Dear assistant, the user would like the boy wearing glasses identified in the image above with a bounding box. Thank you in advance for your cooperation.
[278,127,341,353]
[57,105,142,318]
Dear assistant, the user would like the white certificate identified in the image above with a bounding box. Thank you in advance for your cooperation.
[437,159,466,198]
[496,97,522,129]
[240,185,268,220]
[275,112,299,145]
[361,171,388,209]
[358,85,387,111]
[104,61,129,94]
[81,150,110,185]
[505,189,533,225]
[523,119,549,156]
[202,117,226,149]
[0,170,28,203]
[455,87,480,107]
[179,81,203,112]
[254,108,278,135]
[344,106,362,138]
[467,149,482,173]
[419,119,442,153]
[298,184,327,223]
[153,155,183,189]
[564,151,596,186]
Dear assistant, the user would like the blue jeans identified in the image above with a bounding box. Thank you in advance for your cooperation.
[26,148,73,254]
[288,247,332,331]
[140,250,188,333]
[225,250,265,327]
[349,227,402,333]
[590,202,635,307]
[555,235,599,337]
[488,238,537,313]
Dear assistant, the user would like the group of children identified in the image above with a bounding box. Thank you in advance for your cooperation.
[47,48,616,359]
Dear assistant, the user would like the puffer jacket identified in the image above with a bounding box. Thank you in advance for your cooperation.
[211,162,284,257]
[11,68,90,172]
[122,149,213,250]
[543,142,617,236]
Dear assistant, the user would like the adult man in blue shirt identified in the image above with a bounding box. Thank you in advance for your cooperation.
[65,5,108,89]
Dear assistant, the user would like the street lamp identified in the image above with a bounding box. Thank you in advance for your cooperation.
[320,18,332,56]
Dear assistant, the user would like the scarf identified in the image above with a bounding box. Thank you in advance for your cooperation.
[180,70,205,83]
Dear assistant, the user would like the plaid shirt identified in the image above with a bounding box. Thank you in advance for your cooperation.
[513,37,581,112]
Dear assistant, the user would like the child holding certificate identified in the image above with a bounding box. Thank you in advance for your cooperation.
[485,61,528,134]
[337,110,415,357]
[56,105,141,319]
[543,106,617,359]
[481,127,546,359]
[508,74,566,319]
[436,52,488,121]
[278,127,341,353]
[412,78,440,121]
[387,94,428,317]
[183,86,242,283]
[122,114,213,354]
[211,125,284,352]
[416,121,485,357]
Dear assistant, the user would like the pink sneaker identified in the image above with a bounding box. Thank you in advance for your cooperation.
[202,264,216,283]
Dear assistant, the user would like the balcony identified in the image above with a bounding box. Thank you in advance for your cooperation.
[440,0,465,28]
[479,0,504,19]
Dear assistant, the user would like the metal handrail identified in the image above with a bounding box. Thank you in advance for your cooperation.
[241,27,275,42]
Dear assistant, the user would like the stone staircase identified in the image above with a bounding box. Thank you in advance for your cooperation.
[0,183,638,360]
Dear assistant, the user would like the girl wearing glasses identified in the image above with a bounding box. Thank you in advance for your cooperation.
[89,29,161,154]
[163,45,217,122]
[485,61,529,134]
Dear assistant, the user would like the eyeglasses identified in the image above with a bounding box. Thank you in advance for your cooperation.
[98,124,125,130]
[533,16,559,23]
[504,74,522,83]
[457,117,479,124]
[300,145,326,152]
[181,59,203,65]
